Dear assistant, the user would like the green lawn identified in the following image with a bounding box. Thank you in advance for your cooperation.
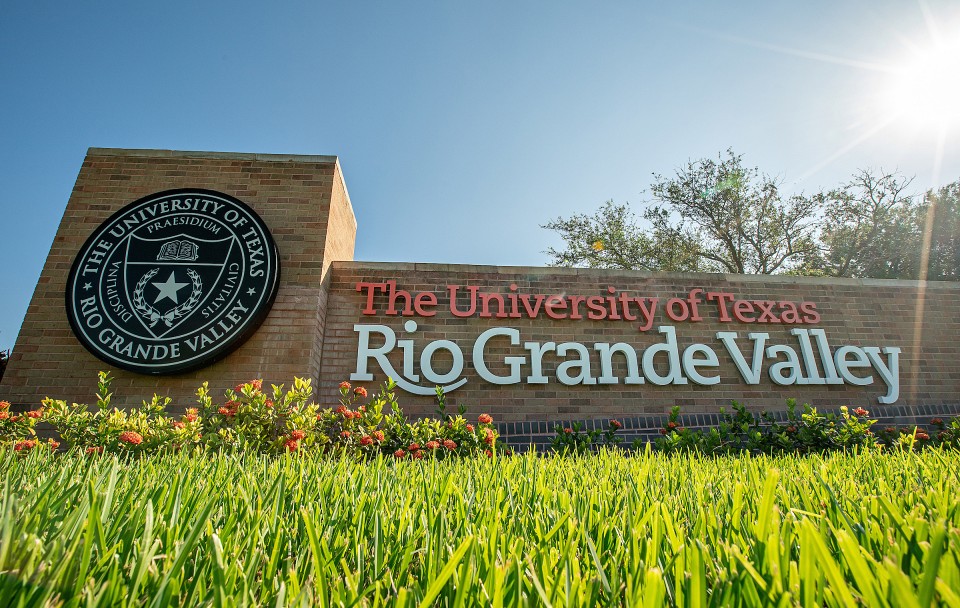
[2,448,959,607]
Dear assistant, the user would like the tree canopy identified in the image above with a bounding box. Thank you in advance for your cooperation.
[543,149,960,281]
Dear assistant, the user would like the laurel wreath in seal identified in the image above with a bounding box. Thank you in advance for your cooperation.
[132,268,203,328]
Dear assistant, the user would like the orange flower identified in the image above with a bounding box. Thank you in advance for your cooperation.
[412,450,425,460]
[14,440,36,452]
[0,401,9,411]
[852,407,869,417]
[0,412,9,421]
[564,428,573,434]
[218,407,230,416]
[425,440,440,450]
[443,439,457,451]
[85,446,104,455]
[466,424,474,432]
[284,439,298,452]
[360,435,374,446]
[119,431,143,445]
[915,430,930,441]
[26,410,42,419]
[339,381,351,390]
[786,425,798,433]
[394,449,406,458]
[485,449,493,458]
[609,419,622,430]
[478,414,493,424]
[353,386,368,398]
[667,421,678,429]
[372,430,385,442]
[172,421,186,430]
[250,379,263,391]
[408,443,421,451]
[265,399,274,409]
[185,414,197,422]
[290,430,306,440]
[931,418,944,426]
[341,431,351,439]
[484,428,495,445]
[47,439,60,450]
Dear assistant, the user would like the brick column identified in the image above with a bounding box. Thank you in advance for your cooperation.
[1,148,356,411]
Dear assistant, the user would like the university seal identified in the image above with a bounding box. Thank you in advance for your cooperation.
[65,189,280,374]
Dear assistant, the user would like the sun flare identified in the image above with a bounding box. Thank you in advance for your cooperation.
[882,35,960,130]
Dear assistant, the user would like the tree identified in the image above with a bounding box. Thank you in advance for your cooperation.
[919,181,960,281]
[542,201,703,272]
[649,150,819,274]
[543,150,819,274]
[811,169,920,279]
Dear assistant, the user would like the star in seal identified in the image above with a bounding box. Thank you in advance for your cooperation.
[153,271,188,304]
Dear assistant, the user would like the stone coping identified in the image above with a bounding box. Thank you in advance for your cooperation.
[331,260,960,290]
[87,147,339,164]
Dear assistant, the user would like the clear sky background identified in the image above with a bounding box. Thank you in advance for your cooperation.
[2,0,959,351]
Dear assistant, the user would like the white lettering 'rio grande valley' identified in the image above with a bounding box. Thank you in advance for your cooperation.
[350,323,900,403]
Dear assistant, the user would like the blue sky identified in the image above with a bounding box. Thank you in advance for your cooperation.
[2,1,959,351]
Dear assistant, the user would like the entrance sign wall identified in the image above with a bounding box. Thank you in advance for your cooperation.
[3,148,959,428]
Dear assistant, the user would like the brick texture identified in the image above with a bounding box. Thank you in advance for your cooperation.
[317,263,960,424]
[5,148,960,442]
[1,148,356,410]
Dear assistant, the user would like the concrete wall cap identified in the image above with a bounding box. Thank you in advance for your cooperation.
[87,147,339,164]
[329,260,960,289]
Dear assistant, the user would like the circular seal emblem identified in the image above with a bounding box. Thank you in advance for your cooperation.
[65,188,280,375]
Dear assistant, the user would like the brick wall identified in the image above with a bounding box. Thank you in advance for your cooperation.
[317,262,960,425]
[0,148,356,410]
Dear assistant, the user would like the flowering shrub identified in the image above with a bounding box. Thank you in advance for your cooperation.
[551,420,622,454]
[656,401,960,455]
[26,373,503,458]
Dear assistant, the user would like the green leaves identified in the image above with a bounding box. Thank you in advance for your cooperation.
[4,449,960,606]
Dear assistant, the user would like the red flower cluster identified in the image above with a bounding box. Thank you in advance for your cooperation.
[119,431,143,445]
[172,421,186,430]
[339,381,351,391]
[411,450,425,459]
[0,401,9,410]
[0,412,8,421]
[443,439,457,451]
[425,440,440,450]
[185,408,198,423]
[852,407,869,417]
[478,414,493,424]
[341,431,351,439]
[394,449,406,458]
[915,430,931,441]
[290,430,306,440]
[564,428,573,434]
[354,386,367,398]
[85,446,104,455]
[786,425,798,433]
[284,439,298,452]
[667,421,679,429]
[609,419,622,430]
[26,410,43,419]
[408,443,421,451]
[931,418,944,426]
[14,439,37,452]
[466,424,474,432]
[372,430,385,442]
[483,428,495,445]
[359,435,374,446]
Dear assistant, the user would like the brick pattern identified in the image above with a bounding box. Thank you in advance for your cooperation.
[318,262,960,424]
[1,149,356,410]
